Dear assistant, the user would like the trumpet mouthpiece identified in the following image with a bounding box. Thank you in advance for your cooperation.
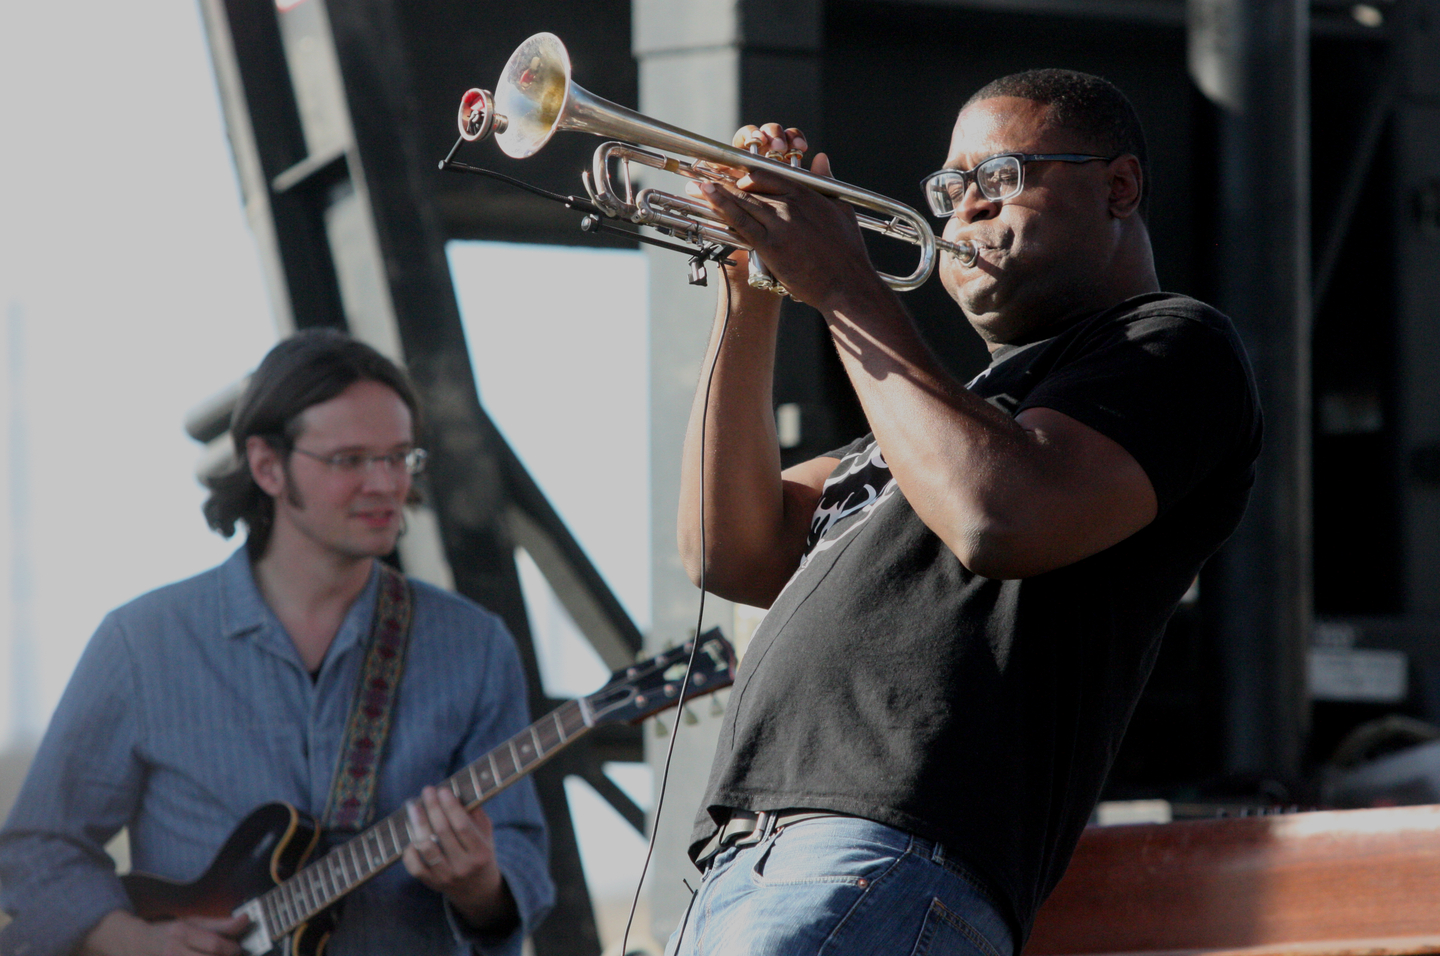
[938,238,978,267]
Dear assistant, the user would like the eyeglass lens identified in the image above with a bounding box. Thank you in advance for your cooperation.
[924,156,1023,217]
[298,448,427,475]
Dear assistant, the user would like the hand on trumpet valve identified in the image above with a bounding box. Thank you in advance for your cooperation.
[733,124,808,167]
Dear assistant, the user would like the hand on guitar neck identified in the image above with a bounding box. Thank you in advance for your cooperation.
[399,785,519,937]
[78,909,251,956]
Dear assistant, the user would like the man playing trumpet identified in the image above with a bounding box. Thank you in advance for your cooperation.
[670,69,1261,955]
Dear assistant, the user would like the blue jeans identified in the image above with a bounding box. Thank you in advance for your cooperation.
[664,816,1015,956]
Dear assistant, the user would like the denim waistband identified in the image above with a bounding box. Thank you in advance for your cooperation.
[705,809,1003,910]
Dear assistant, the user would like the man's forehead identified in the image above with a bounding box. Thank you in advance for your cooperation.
[946,96,1056,166]
[293,379,414,439]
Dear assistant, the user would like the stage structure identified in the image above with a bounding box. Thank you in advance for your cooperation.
[193,0,1440,950]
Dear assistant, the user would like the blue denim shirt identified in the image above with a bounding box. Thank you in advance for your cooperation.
[0,549,553,956]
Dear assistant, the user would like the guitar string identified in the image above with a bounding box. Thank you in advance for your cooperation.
[620,255,734,956]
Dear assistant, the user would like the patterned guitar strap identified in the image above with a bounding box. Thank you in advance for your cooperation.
[323,561,414,831]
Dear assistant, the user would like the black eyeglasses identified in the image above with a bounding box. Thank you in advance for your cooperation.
[292,447,428,477]
[920,153,1115,216]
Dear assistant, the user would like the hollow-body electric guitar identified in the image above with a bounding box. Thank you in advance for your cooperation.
[122,633,735,956]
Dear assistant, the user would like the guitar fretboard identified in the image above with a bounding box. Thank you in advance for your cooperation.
[254,698,590,937]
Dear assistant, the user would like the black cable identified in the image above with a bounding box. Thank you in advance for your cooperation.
[438,158,735,264]
[619,259,735,956]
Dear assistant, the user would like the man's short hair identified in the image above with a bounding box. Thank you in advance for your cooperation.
[966,68,1150,213]
[202,328,422,558]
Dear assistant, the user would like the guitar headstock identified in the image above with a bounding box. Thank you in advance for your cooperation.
[583,628,736,726]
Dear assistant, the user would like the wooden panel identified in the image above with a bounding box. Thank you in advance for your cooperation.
[1025,806,1440,956]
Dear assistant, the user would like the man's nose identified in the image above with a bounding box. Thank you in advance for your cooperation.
[955,182,1001,222]
[361,458,405,492]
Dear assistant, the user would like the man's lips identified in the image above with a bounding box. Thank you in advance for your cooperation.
[353,508,398,529]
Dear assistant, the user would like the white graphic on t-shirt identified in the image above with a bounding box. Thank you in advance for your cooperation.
[798,441,899,573]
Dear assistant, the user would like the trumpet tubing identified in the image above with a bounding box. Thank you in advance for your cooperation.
[458,33,977,291]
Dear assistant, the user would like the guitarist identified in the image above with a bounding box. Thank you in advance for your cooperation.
[0,331,554,955]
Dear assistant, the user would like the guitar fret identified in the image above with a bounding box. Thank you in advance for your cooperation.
[515,731,535,767]
[355,831,370,870]
[529,725,545,759]
[508,739,523,773]
[350,836,367,881]
[565,699,591,735]
[292,879,307,920]
[312,866,329,910]
[277,883,293,925]
[381,820,397,860]
[299,872,317,916]
[285,880,303,923]
[488,751,502,787]
[534,713,562,753]
[336,846,352,888]
[314,868,330,910]
[468,763,484,800]
[390,815,407,857]
[261,893,280,936]
[552,709,568,743]
[313,862,330,905]
[327,855,342,899]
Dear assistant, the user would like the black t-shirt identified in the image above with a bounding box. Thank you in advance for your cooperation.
[689,292,1262,943]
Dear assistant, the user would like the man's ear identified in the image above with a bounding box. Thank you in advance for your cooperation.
[1107,155,1144,219]
[246,435,286,498]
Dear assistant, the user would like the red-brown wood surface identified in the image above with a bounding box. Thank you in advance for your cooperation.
[1024,806,1440,956]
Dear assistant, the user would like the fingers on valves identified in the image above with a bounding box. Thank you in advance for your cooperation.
[733,124,808,165]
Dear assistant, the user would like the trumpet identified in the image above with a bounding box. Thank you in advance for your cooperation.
[452,33,976,294]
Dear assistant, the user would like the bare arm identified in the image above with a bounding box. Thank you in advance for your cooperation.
[695,144,1156,580]
[676,257,838,607]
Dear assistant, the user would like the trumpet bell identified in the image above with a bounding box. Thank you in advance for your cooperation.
[494,33,575,159]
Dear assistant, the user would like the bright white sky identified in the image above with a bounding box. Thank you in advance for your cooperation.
[0,0,651,909]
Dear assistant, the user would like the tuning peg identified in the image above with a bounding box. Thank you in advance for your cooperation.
[653,716,669,737]
[682,705,699,726]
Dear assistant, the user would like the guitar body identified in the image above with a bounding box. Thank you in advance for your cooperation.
[121,802,336,956]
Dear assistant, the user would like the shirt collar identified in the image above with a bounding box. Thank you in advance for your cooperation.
[218,547,383,663]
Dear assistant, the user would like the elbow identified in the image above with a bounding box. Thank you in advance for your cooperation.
[677,525,706,589]
[943,513,1044,581]
[952,541,1031,581]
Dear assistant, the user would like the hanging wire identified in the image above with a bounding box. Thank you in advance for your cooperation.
[619,260,736,956]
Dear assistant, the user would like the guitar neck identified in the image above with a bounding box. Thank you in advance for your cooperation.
[252,698,592,937]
